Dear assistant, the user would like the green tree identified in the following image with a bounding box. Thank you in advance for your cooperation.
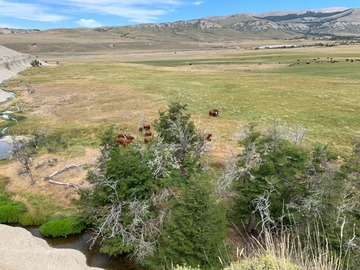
[232,129,309,227]
[78,102,212,264]
[78,127,163,260]
[147,176,228,270]
[220,123,359,269]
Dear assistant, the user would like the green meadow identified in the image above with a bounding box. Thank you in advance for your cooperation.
[8,47,360,154]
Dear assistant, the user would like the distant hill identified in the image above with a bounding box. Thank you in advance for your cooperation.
[1,7,360,56]
[0,28,40,35]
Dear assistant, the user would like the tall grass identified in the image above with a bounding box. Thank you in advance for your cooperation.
[229,228,345,270]
[0,195,27,223]
[173,225,348,270]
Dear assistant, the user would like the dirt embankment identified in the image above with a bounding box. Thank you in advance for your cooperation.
[0,45,32,82]
[0,45,32,102]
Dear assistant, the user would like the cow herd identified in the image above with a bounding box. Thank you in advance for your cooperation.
[115,109,219,147]
[289,57,360,67]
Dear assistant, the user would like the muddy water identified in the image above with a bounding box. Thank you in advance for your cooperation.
[25,227,145,270]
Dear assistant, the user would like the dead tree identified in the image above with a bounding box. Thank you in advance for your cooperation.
[11,136,35,185]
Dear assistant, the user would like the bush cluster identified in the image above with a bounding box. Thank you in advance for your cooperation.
[39,216,85,237]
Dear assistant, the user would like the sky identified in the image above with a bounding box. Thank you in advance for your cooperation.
[0,0,358,30]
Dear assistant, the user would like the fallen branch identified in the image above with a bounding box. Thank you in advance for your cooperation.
[43,163,83,180]
[48,179,81,190]
[43,163,85,190]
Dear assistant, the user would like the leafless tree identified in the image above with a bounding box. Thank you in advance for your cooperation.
[251,188,278,238]
[11,136,35,184]
[164,115,211,175]
[216,141,261,199]
[89,184,171,262]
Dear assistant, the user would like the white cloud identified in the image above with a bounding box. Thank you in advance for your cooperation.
[192,1,203,6]
[76,18,103,28]
[0,0,202,26]
[0,0,67,22]
[54,0,194,23]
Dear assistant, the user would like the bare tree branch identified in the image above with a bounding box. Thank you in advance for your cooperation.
[11,135,35,184]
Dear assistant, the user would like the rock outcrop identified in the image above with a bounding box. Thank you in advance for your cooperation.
[0,224,104,270]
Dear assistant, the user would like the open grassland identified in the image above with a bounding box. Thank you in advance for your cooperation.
[4,46,360,160]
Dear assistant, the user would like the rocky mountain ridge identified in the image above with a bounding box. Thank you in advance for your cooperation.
[1,7,360,39]
[130,7,360,38]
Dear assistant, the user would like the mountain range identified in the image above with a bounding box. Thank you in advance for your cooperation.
[1,7,360,55]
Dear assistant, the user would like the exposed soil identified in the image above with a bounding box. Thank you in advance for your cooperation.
[0,147,99,207]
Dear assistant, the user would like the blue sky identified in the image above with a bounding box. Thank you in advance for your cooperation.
[0,0,358,30]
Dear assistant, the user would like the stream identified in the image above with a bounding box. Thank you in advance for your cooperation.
[24,227,144,270]
[0,80,19,159]
[0,110,17,159]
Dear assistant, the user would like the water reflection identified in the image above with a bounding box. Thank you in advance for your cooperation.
[0,140,11,159]
[25,227,145,270]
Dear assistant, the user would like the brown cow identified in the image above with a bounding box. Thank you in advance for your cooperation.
[117,133,134,140]
[139,124,151,132]
[209,109,219,117]
[116,137,132,147]
[144,130,152,137]
[144,137,152,143]
[205,133,212,142]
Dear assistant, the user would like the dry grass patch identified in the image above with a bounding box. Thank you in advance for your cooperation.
[0,147,99,208]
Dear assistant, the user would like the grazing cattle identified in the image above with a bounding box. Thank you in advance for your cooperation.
[139,124,151,132]
[116,137,132,147]
[209,109,219,117]
[144,130,152,137]
[117,133,134,140]
[144,137,152,143]
[205,133,212,142]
